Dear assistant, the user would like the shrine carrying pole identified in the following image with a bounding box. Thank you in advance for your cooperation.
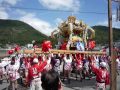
[23,48,106,55]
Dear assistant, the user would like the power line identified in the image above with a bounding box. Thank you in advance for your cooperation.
[0,5,108,15]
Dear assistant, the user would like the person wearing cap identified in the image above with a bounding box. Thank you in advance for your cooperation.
[26,57,48,90]
[91,61,110,90]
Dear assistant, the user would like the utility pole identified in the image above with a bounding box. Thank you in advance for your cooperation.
[108,0,117,90]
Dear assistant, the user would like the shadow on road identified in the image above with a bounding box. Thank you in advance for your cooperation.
[62,78,96,90]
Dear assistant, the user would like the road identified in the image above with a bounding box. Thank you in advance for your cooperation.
[62,75,120,90]
[0,74,120,90]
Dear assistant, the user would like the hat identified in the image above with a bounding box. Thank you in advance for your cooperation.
[100,62,106,68]
[33,58,38,63]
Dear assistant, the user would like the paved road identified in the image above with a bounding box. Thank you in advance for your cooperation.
[0,75,120,90]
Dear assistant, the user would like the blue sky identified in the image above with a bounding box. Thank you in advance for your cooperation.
[0,0,119,36]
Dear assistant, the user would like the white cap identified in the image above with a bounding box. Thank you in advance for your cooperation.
[100,62,106,68]
[33,58,38,63]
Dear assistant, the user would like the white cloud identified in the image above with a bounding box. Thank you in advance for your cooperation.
[113,22,120,28]
[39,0,80,12]
[97,21,108,26]
[16,9,27,15]
[97,14,120,28]
[0,0,21,19]
[3,0,21,6]
[19,13,56,36]
[55,18,63,26]
[97,20,120,28]
[0,7,9,19]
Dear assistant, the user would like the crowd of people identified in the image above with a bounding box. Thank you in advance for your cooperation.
[0,52,120,90]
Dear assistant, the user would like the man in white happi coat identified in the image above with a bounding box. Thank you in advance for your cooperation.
[6,57,20,90]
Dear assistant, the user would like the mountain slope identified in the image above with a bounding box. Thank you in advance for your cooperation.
[92,26,120,44]
[0,19,120,46]
[0,19,49,45]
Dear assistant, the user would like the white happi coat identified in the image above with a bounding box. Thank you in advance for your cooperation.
[64,56,72,70]
[116,58,120,69]
[0,57,11,75]
[44,57,52,71]
[0,63,6,75]
[6,64,20,81]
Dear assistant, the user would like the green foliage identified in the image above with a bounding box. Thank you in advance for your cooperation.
[92,25,120,45]
[0,19,49,45]
[0,19,120,46]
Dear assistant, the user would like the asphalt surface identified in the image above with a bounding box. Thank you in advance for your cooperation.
[0,74,120,90]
